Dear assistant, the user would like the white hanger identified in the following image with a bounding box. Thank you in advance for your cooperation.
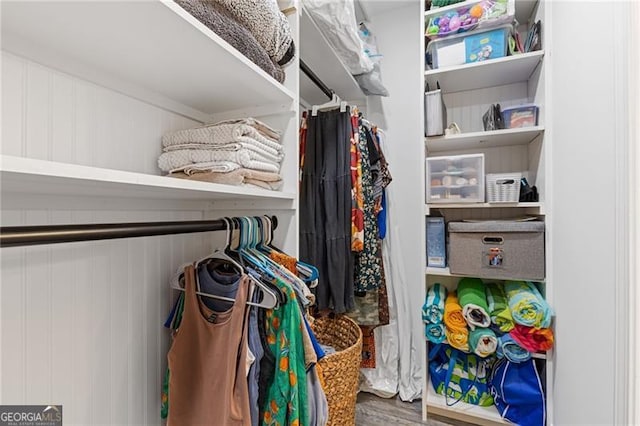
[312,93,348,116]
[170,217,278,309]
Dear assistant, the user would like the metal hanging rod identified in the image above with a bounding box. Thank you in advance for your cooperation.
[300,59,333,100]
[0,216,278,248]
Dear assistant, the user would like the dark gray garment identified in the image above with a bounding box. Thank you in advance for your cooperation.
[300,109,354,313]
[247,297,264,426]
[197,259,241,312]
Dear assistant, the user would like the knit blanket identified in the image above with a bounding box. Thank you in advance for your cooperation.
[174,0,285,82]
[170,169,283,191]
[159,149,280,174]
[162,122,284,154]
[469,327,498,358]
[485,282,515,332]
[504,281,552,329]
[458,277,491,330]
[215,118,282,142]
[213,0,295,66]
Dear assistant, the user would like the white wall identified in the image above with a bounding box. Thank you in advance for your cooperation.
[550,1,630,424]
[365,1,425,401]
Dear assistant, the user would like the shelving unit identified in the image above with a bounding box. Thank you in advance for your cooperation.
[299,4,365,105]
[422,0,551,424]
[426,126,544,152]
[425,50,544,94]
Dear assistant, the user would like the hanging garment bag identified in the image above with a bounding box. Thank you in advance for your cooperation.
[167,265,251,426]
[425,82,447,136]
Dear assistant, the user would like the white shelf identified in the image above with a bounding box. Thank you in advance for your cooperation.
[426,384,508,426]
[426,202,542,215]
[425,266,545,282]
[425,51,544,94]
[426,127,545,153]
[1,1,295,116]
[299,5,364,105]
[0,156,296,203]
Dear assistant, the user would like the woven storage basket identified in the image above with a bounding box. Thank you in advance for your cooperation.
[312,315,363,426]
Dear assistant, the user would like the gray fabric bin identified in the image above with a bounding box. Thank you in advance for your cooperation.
[448,220,545,280]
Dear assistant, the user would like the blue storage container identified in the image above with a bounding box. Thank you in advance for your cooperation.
[464,26,510,63]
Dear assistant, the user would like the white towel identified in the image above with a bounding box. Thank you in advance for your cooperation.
[462,303,492,330]
[162,138,284,161]
[162,122,283,153]
[158,149,281,174]
[170,162,241,174]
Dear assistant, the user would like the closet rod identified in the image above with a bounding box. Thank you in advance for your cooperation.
[0,216,278,248]
[300,59,333,100]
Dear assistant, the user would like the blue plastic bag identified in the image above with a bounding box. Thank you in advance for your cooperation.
[489,358,545,426]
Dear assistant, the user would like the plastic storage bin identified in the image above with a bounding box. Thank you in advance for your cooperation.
[426,153,485,203]
[448,220,545,280]
[502,105,539,128]
[486,172,522,203]
[427,24,511,69]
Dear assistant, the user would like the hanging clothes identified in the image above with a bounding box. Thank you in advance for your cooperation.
[350,112,365,252]
[300,108,354,313]
[167,265,251,426]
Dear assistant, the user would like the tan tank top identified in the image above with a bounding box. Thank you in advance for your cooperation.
[167,264,251,425]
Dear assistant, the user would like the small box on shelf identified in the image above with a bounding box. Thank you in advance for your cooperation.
[426,153,485,204]
[426,216,447,268]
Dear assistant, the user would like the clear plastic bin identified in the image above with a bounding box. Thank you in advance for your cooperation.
[426,153,485,203]
[426,24,512,69]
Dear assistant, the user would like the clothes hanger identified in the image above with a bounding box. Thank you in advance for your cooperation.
[311,92,348,116]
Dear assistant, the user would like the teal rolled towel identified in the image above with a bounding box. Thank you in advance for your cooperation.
[423,283,447,324]
[425,323,446,344]
[469,327,498,358]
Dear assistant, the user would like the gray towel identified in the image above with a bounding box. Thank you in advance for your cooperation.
[175,0,285,83]
[214,0,295,66]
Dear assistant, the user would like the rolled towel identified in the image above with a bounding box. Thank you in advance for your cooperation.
[485,282,515,332]
[496,334,531,363]
[445,327,470,353]
[469,327,498,358]
[504,281,552,328]
[443,293,469,351]
[510,324,554,353]
[422,283,447,324]
[458,277,491,329]
[425,323,446,344]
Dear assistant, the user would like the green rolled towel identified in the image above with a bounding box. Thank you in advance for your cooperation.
[485,282,515,332]
[469,327,498,358]
[457,277,491,329]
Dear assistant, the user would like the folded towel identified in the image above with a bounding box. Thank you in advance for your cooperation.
[158,149,281,173]
[423,283,447,324]
[170,169,283,191]
[163,140,284,161]
[504,281,552,328]
[510,324,554,353]
[443,292,469,352]
[469,327,498,358]
[458,278,491,330]
[162,122,283,153]
[496,334,531,363]
[172,161,240,174]
[485,282,515,332]
[214,117,281,141]
[425,323,446,344]
[174,0,285,82]
[213,0,295,66]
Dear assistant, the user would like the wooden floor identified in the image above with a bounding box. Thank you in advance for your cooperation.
[355,392,472,426]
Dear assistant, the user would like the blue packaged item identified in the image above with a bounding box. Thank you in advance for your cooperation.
[426,217,446,268]
[465,26,509,63]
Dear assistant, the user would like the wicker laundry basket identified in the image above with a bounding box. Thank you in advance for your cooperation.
[312,314,363,426]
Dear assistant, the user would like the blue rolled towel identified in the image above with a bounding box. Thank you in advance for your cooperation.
[425,323,446,344]
[423,283,447,324]
[496,333,531,363]
[504,281,552,328]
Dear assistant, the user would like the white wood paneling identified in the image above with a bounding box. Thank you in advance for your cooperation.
[1,52,200,174]
[0,208,224,425]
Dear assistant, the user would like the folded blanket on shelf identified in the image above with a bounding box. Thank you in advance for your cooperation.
[485,282,515,332]
[510,324,554,353]
[162,122,283,152]
[423,283,447,324]
[169,169,283,191]
[425,323,446,344]
[443,292,469,352]
[469,327,498,358]
[174,0,285,82]
[163,141,284,161]
[158,149,281,174]
[496,333,531,363]
[504,281,552,328]
[213,0,295,66]
[214,117,282,141]
[172,161,240,174]
[458,277,491,330]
